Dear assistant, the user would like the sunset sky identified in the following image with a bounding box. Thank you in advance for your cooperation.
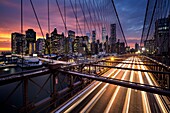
[0,0,147,51]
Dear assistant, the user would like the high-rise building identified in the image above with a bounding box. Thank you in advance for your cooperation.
[73,37,80,53]
[96,40,100,53]
[73,36,87,55]
[135,43,139,52]
[51,28,64,54]
[64,37,69,54]
[110,24,116,53]
[68,30,75,53]
[45,33,51,54]
[36,38,45,55]
[144,39,155,54]
[86,33,91,42]
[83,36,90,54]
[68,30,75,39]
[120,42,125,54]
[25,29,36,55]
[110,24,116,44]
[102,27,106,43]
[105,35,109,53]
[92,30,96,42]
[11,32,26,54]
[155,17,170,55]
[91,42,96,55]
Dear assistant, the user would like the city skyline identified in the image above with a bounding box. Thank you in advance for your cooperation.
[0,0,147,51]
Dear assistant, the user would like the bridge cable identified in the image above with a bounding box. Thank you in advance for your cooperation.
[145,0,157,42]
[20,0,24,70]
[111,0,128,46]
[84,0,96,32]
[29,0,51,56]
[69,0,83,36]
[55,0,68,34]
[78,1,91,35]
[47,0,50,34]
[140,0,150,47]
[90,0,101,39]
[93,0,102,39]
[64,0,67,36]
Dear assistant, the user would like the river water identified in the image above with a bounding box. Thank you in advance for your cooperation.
[0,66,23,75]
[0,66,53,113]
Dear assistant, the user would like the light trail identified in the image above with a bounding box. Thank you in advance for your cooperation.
[122,57,135,113]
[140,63,168,113]
[137,58,151,113]
[80,58,132,112]
[104,57,133,113]
[80,83,108,113]
[55,58,129,113]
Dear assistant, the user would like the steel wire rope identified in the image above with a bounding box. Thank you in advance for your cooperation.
[55,0,68,34]
[69,0,83,36]
[78,0,91,35]
[111,0,128,46]
[29,0,51,57]
[140,0,150,47]
[145,0,158,42]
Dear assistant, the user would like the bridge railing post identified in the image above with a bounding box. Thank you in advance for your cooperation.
[51,73,57,108]
[168,73,170,90]
[20,78,30,113]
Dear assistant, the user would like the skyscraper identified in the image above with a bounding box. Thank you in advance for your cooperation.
[51,28,64,54]
[110,24,116,53]
[155,17,170,55]
[92,30,96,42]
[68,30,75,53]
[36,38,45,55]
[135,43,139,52]
[105,35,109,53]
[68,30,75,39]
[25,29,36,55]
[11,32,26,54]
[102,27,106,43]
[110,24,116,44]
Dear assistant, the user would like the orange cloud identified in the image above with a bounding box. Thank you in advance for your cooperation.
[0,33,11,39]
[0,48,11,52]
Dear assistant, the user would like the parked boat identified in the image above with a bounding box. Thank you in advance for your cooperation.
[17,56,42,68]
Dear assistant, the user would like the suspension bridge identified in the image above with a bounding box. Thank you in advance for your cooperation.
[0,0,170,113]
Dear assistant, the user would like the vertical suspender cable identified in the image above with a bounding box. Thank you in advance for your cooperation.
[21,0,24,70]
[79,0,91,34]
[111,0,127,47]
[21,0,23,34]
[70,0,83,36]
[90,0,100,39]
[140,0,150,47]
[48,0,50,34]
[55,0,68,33]
[93,0,102,39]
[30,0,45,38]
[30,0,51,56]
[64,0,66,36]
[84,0,95,31]
[145,0,157,42]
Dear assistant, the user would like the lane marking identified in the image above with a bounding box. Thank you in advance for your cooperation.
[80,58,133,112]
[104,57,133,113]
[55,58,130,113]
[137,58,151,113]
[122,57,135,113]
[140,63,168,113]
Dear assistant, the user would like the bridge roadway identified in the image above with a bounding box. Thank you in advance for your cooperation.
[53,56,170,113]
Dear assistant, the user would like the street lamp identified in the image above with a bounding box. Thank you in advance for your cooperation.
[142,47,145,51]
